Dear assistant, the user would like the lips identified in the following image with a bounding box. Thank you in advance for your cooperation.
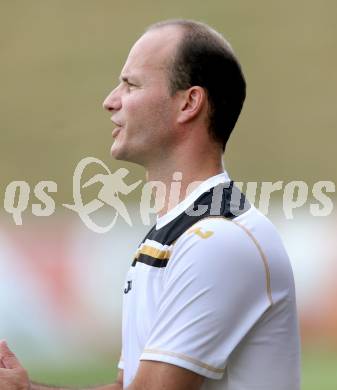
[112,125,123,138]
[111,118,124,138]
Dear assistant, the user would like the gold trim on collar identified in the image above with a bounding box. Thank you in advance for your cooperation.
[135,245,171,260]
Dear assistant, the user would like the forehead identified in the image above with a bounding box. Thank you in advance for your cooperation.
[121,26,183,79]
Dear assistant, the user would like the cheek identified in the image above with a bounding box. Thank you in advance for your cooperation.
[123,91,173,131]
[123,95,149,121]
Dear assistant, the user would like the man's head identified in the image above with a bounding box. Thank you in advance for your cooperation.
[103,19,246,165]
[147,20,246,151]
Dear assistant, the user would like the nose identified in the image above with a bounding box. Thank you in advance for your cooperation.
[103,86,122,112]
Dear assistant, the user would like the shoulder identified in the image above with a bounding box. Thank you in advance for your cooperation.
[176,205,288,259]
[167,206,294,305]
[172,206,273,260]
[162,208,274,309]
[167,208,270,281]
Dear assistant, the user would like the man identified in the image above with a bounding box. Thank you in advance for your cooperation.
[0,19,301,390]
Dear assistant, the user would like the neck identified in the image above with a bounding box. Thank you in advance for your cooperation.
[145,152,224,217]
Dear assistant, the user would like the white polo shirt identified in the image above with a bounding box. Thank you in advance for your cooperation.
[118,172,301,390]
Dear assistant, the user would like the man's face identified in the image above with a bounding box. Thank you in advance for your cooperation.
[103,26,183,166]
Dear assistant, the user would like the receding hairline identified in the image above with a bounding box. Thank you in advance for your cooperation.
[144,19,238,94]
[145,19,235,56]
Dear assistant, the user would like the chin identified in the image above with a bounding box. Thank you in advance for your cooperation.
[110,143,132,162]
[111,145,146,166]
[110,145,125,160]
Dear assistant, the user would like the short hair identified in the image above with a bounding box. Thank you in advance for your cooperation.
[147,19,246,150]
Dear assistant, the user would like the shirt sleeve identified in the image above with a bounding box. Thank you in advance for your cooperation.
[140,217,272,379]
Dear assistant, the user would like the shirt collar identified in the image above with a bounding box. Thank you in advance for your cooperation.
[156,171,231,230]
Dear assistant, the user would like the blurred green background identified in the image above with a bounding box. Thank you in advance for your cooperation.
[1,1,337,389]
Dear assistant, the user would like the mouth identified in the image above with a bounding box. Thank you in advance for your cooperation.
[112,125,123,138]
[111,118,124,138]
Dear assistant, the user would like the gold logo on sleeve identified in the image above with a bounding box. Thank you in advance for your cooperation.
[187,227,214,239]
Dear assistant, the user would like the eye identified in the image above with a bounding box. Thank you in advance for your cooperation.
[120,76,138,91]
[126,81,137,90]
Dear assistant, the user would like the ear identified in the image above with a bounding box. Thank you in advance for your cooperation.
[177,86,206,124]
